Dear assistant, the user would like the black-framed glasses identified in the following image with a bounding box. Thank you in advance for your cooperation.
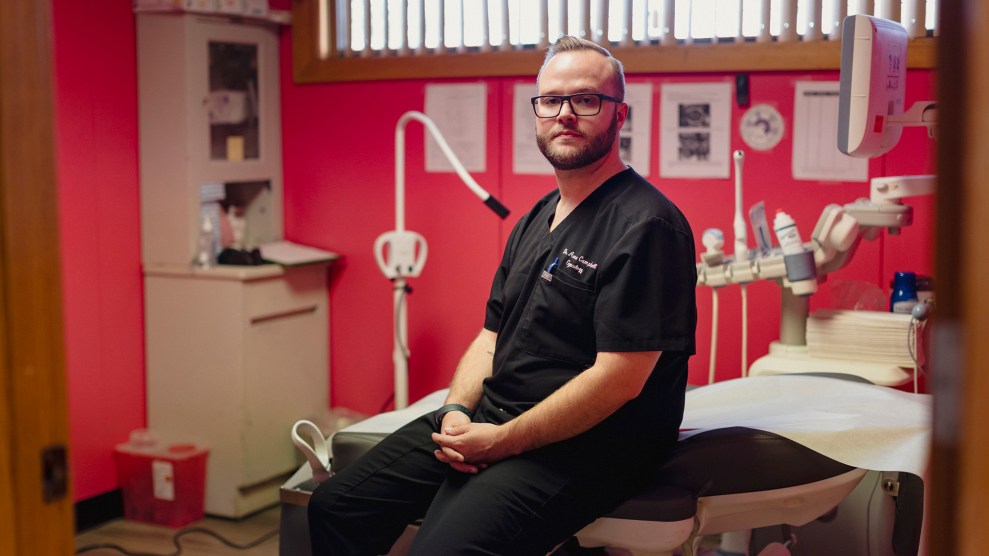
[530,93,623,118]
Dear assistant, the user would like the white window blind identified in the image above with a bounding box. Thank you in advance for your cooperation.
[320,0,937,59]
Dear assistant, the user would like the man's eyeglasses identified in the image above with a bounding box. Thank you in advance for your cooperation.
[530,93,623,118]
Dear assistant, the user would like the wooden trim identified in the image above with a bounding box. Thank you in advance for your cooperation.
[291,0,937,84]
[0,0,74,553]
[75,490,124,533]
[931,1,989,555]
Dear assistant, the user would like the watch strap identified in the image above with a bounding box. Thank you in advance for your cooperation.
[434,403,473,426]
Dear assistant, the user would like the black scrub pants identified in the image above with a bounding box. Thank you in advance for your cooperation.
[307,397,670,556]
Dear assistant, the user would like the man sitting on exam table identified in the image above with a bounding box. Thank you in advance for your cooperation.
[307,36,698,556]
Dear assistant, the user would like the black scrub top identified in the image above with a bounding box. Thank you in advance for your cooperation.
[482,168,697,445]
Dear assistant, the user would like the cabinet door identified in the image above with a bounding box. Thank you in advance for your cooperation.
[186,17,281,173]
[241,271,328,485]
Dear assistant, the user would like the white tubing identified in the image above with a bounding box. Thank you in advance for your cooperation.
[709,288,719,385]
[394,277,409,409]
[741,283,749,377]
[291,420,331,483]
[733,150,748,261]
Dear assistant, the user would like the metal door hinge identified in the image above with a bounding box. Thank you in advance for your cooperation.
[42,444,68,502]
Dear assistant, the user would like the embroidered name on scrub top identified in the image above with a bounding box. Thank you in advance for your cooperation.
[559,248,599,276]
[540,248,601,283]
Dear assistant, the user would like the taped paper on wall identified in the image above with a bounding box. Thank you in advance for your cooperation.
[792,81,868,182]
[425,83,487,173]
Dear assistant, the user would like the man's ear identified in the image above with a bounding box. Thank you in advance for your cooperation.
[617,102,629,129]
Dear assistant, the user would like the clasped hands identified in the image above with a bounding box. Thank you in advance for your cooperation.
[432,412,514,474]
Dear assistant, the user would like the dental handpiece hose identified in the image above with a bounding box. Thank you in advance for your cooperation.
[732,150,749,377]
[732,150,748,261]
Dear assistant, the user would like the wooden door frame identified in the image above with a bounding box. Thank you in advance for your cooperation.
[929,1,989,554]
[0,0,75,552]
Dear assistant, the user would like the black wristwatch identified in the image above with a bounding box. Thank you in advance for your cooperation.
[434,403,473,426]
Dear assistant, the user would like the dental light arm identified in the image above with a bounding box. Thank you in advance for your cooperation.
[395,111,510,228]
[377,110,510,409]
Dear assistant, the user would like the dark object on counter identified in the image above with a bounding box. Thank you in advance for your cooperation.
[218,247,264,266]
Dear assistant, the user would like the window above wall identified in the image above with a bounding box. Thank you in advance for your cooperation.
[292,0,938,83]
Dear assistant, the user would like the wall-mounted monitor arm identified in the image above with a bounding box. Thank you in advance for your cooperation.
[394,111,509,231]
[887,101,938,139]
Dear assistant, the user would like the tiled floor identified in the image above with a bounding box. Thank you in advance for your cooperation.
[75,506,281,556]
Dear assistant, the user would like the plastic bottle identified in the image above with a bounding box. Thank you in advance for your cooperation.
[890,271,919,314]
[772,210,817,296]
[194,214,215,268]
[773,210,804,254]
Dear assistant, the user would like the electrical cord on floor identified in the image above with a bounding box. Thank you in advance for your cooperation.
[75,525,278,556]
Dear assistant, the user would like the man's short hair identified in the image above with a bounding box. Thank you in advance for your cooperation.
[538,35,626,101]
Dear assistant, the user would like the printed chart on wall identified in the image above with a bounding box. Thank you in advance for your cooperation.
[791,81,868,182]
[424,83,487,172]
[621,83,653,177]
[512,82,653,175]
[659,82,732,179]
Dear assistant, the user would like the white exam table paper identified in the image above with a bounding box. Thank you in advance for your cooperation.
[332,376,931,478]
[681,375,931,477]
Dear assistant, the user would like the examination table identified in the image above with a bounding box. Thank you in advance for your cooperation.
[281,375,929,555]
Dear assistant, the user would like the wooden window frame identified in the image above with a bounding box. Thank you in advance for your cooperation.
[291,0,937,84]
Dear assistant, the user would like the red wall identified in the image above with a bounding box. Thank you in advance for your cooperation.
[52,0,145,501]
[51,0,935,500]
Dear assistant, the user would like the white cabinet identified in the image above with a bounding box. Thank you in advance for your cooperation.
[137,13,332,517]
[144,265,329,517]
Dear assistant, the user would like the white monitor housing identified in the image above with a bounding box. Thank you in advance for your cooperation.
[838,14,909,157]
[837,14,936,158]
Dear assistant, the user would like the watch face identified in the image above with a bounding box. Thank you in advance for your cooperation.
[740,103,785,151]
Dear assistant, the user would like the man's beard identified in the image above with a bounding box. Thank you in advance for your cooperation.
[536,112,620,171]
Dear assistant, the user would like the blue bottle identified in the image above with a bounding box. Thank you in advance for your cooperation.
[890,271,919,314]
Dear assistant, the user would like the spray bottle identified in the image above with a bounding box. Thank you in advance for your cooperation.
[194,214,216,269]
